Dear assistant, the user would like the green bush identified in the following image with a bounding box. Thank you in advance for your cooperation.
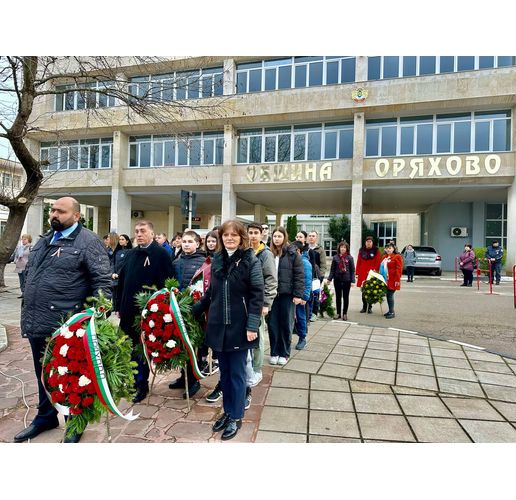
[473,247,506,273]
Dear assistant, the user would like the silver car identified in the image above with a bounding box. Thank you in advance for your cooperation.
[401,246,442,276]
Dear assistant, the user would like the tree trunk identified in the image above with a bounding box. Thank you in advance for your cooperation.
[0,262,6,289]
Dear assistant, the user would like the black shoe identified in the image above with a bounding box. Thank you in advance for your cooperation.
[17,295,23,299]
[384,312,390,317]
[212,413,231,432]
[245,387,252,410]
[183,381,200,399]
[367,305,372,314]
[13,421,59,443]
[467,284,473,287]
[133,384,149,404]
[168,376,186,389]
[63,431,83,443]
[495,282,500,285]
[201,360,219,377]
[221,418,242,440]
[460,284,467,287]
[385,312,395,319]
[359,307,366,313]
[206,385,223,403]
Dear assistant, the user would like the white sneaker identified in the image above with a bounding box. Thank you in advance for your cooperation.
[249,371,263,387]
[269,356,279,365]
[277,357,288,366]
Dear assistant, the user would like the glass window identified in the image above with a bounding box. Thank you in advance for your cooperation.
[249,136,262,163]
[249,69,262,92]
[368,56,381,80]
[175,76,187,100]
[69,146,78,169]
[400,127,414,155]
[190,139,201,165]
[237,138,248,163]
[187,75,200,99]
[493,119,510,151]
[383,56,399,79]
[307,131,321,160]
[436,124,452,153]
[278,134,291,161]
[164,142,175,166]
[236,72,247,93]
[80,147,89,169]
[265,68,276,91]
[440,56,455,73]
[486,203,503,219]
[339,129,353,158]
[403,56,417,77]
[55,87,65,111]
[479,56,495,69]
[101,145,111,168]
[324,131,337,158]
[295,65,307,88]
[366,128,379,156]
[213,74,224,96]
[485,220,501,236]
[201,75,213,98]
[204,140,214,164]
[294,134,306,160]
[129,144,138,167]
[140,143,151,167]
[475,121,490,151]
[326,61,339,84]
[216,138,224,164]
[453,121,471,153]
[178,142,188,165]
[88,145,99,168]
[419,56,436,75]
[278,66,291,89]
[309,62,323,86]
[497,56,515,67]
[265,136,276,162]
[457,56,475,71]
[341,58,355,83]
[153,143,163,166]
[416,124,433,154]
[381,127,397,156]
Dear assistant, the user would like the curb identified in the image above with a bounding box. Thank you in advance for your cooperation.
[0,324,7,353]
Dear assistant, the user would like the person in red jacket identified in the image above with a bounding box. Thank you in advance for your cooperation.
[356,236,382,314]
[379,242,403,319]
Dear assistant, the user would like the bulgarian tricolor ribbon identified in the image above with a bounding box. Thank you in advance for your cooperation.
[142,288,204,380]
[43,309,139,421]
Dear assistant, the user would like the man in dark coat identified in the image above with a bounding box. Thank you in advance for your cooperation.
[15,197,112,443]
[115,220,174,403]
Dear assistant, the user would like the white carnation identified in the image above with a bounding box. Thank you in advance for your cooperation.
[149,320,155,328]
[142,309,148,318]
[165,339,176,349]
[58,384,64,393]
[57,366,68,375]
[60,327,74,339]
[148,334,156,342]
[163,314,173,323]
[76,328,86,338]
[150,303,159,312]
[78,375,91,387]
[151,351,159,357]
[59,344,69,357]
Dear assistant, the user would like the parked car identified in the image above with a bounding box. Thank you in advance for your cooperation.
[401,245,442,276]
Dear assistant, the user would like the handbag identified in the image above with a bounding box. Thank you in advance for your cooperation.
[311,278,321,292]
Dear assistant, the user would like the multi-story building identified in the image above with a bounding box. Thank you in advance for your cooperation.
[23,56,516,271]
[0,158,24,236]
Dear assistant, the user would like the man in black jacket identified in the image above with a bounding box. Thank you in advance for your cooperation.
[15,197,112,443]
[115,220,175,403]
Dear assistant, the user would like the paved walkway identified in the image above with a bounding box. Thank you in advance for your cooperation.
[1,265,516,443]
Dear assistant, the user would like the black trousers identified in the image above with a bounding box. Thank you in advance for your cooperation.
[267,294,294,358]
[334,280,351,315]
[28,336,59,427]
[218,349,247,420]
[386,289,395,314]
[462,269,473,285]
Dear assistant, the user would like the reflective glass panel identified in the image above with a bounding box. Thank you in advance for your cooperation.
[339,129,353,158]
[479,56,494,69]
[453,121,471,153]
[237,138,248,163]
[324,131,337,158]
[153,143,163,166]
[164,142,175,166]
[190,139,201,165]
[236,72,247,93]
[140,143,151,167]
[249,69,262,92]
[457,56,475,71]
[309,62,323,86]
[307,131,321,160]
[381,127,397,156]
[341,57,355,82]
[101,145,111,168]
[178,142,188,165]
[493,119,510,151]
[278,66,291,89]
[278,134,291,161]
[365,128,379,156]
[204,140,214,164]
[436,124,451,153]
[402,56,417,77]
[129,144,138,167]
[249,136,262,163]
[400,127,414,155]
[486,204,503,219]
[440,56,454,73]
[416,124,433,154]
[474,121,490,151]
[368,56,381,80]
[265,136,276,162]
[294,134,306,160]
[383,56,399,79]
[326,61,339,84]
[216,138,224,164]
[497,56,515,67]
[295,65,307,87]
[265,68,276,91]
[419,56,436,75]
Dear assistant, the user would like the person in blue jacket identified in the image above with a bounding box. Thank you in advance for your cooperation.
[485,240,504,285]
[292,241,312,350]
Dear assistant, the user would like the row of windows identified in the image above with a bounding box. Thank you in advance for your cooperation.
[365,111,511,157]
[128,133,224,168]
[55,81,116,112]
[0,173,22,190]
[485,203,507,249]
[236,123,354,164]
[368,56,516,81]
[372,221,397,248]
[129,67,224,102]
[41,139,113,170]
[236,57,356,93]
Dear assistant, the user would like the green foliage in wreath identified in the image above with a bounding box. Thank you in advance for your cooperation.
[318,282,336,319]
[361,276,387,305]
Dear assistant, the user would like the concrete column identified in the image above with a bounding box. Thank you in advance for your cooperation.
[97,207,110,237]
[221,124,237,221]
[355,56,368,83]
[92,206,100,235]
[167,206,183,238]
[25,196,44,241]
[223,59,236,96]
[275,213,283,228]
[471,202,485,248]
[254,204,267,224]
[506,175,516,273]
[350,112,365,259]
[110,130,131,234]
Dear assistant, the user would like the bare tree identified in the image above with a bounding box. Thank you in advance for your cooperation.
[0,56,229,288]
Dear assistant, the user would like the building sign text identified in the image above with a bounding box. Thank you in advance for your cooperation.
[246,162,333,183]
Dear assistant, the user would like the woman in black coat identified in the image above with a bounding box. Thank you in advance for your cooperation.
[193,220,264,440]
[111,234,132,305]
[327,241,355,321]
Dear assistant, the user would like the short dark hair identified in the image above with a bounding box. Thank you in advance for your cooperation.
[183,230,201,245]
[292,241,304,252]
[337,241,350,254]
[247,222,263,233]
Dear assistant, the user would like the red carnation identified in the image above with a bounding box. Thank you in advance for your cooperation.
[51,391,66,403]
[69,393,82,406]
[70,407,83,415]
[82,396,94,407]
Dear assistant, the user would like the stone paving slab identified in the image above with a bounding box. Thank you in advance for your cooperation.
[309,410,360,439]
[357,414,415,442]
[397,395,453,418]
[407,417,472,443]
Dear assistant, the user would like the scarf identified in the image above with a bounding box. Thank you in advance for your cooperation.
[338,254,347,272]
[359,246,378,260]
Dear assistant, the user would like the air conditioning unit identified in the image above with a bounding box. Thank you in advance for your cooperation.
[451,226,468,237]
[131,210,144,219]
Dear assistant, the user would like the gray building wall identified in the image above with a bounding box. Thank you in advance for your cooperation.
[423,203,474,271]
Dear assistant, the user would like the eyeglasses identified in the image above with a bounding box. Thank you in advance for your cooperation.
[262,226,268,230]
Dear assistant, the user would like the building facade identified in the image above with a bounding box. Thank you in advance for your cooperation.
[0,159,24,236]
[24,56,516,271]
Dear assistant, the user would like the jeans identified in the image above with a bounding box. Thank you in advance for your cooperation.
[462,269,473,286]
[18,270,27,293]
[218,349,248,420]
[386,289,395,314]
[406,266,414,281]
[267,294,294,358]
[312,290,320,315]
[295,303,307,340]
[28,336,59,427]
[490,262,501,284]
[334,280,351,316]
